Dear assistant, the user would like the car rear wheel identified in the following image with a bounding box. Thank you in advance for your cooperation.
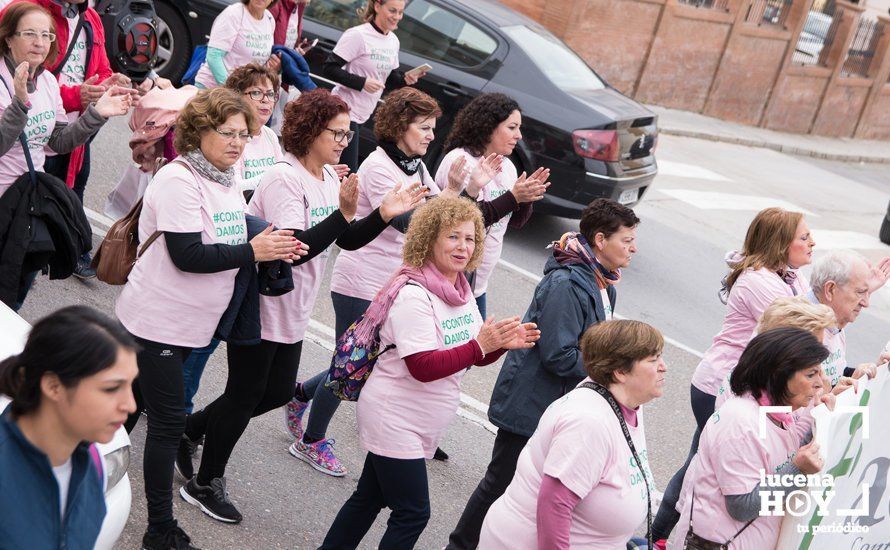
[152,2,191,84]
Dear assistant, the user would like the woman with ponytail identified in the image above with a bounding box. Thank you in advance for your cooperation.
[0,305,138,549]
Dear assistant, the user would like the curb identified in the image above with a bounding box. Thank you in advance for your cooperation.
[659,127,890,165]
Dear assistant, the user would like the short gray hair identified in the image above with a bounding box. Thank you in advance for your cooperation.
[810,250,869,297]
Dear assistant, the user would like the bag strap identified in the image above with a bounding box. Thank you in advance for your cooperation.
[580,381,652,548]
[135,158,196,259]
[688,485,756,548]
[52,13,87,77]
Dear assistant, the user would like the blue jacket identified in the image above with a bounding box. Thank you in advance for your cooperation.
[0,410,105,549]
[271,46,317,92]
[487,255,616,438]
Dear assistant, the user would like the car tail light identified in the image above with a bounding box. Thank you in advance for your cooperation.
[572,130,619,162]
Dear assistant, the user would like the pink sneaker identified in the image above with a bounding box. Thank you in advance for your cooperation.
[289,438,346,477]
[284,396,309,440]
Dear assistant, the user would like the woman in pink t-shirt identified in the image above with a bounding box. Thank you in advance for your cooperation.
[319,196,539,549]
[652,207,816,544]
[479,319,665,550]
[117,88,300,549]
[670,327,831,549]
[177,89,423,524]
[195,0,279,90]
[322,0,428,171]
[283,87,545,475]
[436,92,551,318]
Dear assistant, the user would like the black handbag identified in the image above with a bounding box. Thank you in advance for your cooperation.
[683,489,755,549]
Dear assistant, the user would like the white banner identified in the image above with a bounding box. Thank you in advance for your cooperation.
[777,367,890,549]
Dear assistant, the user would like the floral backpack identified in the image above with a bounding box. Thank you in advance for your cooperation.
[324,315,395,401]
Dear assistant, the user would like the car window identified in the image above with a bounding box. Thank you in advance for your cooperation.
[396,0,498,67]
[502,25,606,91]
[303,0,363,30]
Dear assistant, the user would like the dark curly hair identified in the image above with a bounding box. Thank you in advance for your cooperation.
[374,87,442,143]
[444,93,520,157]
[225,63,281,95]
[579,198,640,243]
[281,88,349,157]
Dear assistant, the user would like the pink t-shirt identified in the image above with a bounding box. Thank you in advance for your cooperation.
[669,394,801,549]
[330,23,399,124]
[479,383,653,549]
[195,3,275,89]
[330,148,440,301]
[237,126,282,194]
[356,283,482,459]
[692,268,810,395]
[0,63,66,194]
[247,153,340,344]
[434,148,517,298]
[115,159,248,348]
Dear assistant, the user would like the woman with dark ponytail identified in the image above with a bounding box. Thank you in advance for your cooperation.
[0,305,138,549]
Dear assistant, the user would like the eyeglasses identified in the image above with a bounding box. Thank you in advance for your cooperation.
[214,128,252,143]
[325,128,355,144]
[14,30,56,43]
[244,90,278,102]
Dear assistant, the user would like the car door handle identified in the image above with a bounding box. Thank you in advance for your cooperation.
[440,83,466,97]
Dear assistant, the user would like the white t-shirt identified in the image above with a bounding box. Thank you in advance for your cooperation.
[821,328,846,387]
[247,153,340,344]
[356,283,482,459]
[480,383,653,549]
[601,287,614,320]
[195,3,275,89]
[285,6,301,48]
[331,23,400,124]
[330,148,440,301]
[116,160,248,348]
[52,458,73,519]
[58,16,88,124]
[0,62,67,194]
[237,125,282,194]
[669,394,800,549]
[434,148,517,298]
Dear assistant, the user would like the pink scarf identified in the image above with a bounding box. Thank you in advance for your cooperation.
[756,393,795,429]
[352,262,473,347]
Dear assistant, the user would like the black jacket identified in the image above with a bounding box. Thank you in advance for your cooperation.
[0,171,91,307]
[214,215,294,346]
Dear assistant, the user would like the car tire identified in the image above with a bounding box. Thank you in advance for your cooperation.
[153,2,191,84]
[880,206,890,245]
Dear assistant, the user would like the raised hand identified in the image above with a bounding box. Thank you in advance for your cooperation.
[101,73,131,89]
[466,153,502,198]
[250,225,304,262]
[379,182,427,222]
[445,155,471,196]
[502,322,540,350]
[93,86,135,118]
[511,167,550,203]
[475,316,521,355]
[792,440,824,474]
[339,173,360,221]
[266,53,282,74]
[331,164,351,179]
[13,62,29,103]
[868,256,890,292]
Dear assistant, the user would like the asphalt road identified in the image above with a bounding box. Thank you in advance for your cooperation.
[16,117,890,549]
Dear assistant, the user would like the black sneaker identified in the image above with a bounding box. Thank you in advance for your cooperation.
[180,477,243,524]
[73,254,97,280]
[141,524,200,550]
[175,434,198,480]
[433,447,449,461]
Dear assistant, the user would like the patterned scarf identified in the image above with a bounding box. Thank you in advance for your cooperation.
[379,140,422,175]
[548,232,621,290]
[183,149,235,188]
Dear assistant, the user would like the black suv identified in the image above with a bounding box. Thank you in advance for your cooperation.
[151,0,658,217]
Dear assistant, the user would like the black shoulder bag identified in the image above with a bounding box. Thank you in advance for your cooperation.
[682,488,755,550]
[580,381,652,549]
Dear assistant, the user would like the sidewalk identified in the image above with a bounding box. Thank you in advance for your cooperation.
[649,105,890,164]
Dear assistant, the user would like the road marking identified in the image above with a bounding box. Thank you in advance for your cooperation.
[658,189,816,217]
[90,224,107,238]
[84,206,117,228]
[496,259,705,358]
[657,160,731,182]
[810,229,889,251]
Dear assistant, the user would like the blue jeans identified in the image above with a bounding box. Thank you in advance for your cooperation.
[650,384,716,540]
[182,338,221,414]
[299,292,371,440]
[475,293,486,319]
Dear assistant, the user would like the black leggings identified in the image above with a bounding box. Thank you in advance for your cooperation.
[124,337,193,529]
[320,452,431,550]
[186,339,303,484]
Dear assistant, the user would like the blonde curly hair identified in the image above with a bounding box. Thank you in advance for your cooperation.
[756,296,836,338]
[403,197,484,271]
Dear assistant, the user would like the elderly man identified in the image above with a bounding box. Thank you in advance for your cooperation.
[808,250,889,384]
